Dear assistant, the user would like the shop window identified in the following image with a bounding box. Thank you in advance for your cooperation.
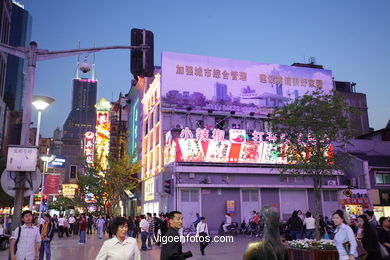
[375,172,390,184]
[181,190,190,202]
[242,190,258,202]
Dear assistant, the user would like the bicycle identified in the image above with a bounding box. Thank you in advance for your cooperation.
[182,224,196,236]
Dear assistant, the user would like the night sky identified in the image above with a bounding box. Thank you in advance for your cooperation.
[21,0,390,137]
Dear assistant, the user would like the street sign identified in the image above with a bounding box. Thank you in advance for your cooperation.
[6,146,38,172]
[1,168,41,197]
[343,188,352,197]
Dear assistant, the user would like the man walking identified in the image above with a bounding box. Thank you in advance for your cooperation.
[87,214,93,235]
[96,215,105,239]
[57,215,65,238]
[146,213,154,249]
[39,213,54,260]
[160,211,192,260]
[68,214,75,235]
[10,210,41,260]
[139,215,149,251]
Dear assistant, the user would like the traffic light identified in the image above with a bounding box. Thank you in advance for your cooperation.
[131,28,154,77]
[164,179,172,194]
[42,195,48,203]
[70,165,77,179]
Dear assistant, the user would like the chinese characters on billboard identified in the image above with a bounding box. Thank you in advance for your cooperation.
[95,98,111,171]
[161,52,333,115]
[84,132,95,165]
[164,127,333,165]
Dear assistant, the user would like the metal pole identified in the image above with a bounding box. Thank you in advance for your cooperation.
[38,160,47,218]
[35,110,42,147]
[12,43,38,229]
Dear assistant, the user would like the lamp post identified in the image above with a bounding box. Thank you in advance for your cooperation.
[29,96,54,212]
[32,95,55,147]
[39,154,55,218]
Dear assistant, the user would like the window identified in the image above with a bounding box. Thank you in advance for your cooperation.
[375,172,390,184]
[323,190,338,201]
[196,120,204,128]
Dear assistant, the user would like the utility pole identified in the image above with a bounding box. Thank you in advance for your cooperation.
[0,40,150,229]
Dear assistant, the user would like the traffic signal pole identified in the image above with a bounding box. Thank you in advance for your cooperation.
[0,41,149,230]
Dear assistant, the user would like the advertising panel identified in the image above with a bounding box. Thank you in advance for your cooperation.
[44,174,60,195]
[95,98,111,171]
[47,155,66,168]
[161,52,333,115]
[62,184,78,198]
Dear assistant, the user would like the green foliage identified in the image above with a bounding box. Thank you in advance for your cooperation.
[76,154,141,215]
[269,90,355,240]
[49,196,74,212]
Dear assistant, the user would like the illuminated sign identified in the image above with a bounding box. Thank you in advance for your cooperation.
[85,193,96,203]
[129,98,139,162]
[62,184,78,198]
[47,155,66,168]
[144,178,155,201]
[95,98,111,171]
[164,128,333,165]
[84,132,95,165]
[161,52,333,115]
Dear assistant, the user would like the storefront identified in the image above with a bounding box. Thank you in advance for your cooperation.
[341,189,370,222]
[373,189,390,219]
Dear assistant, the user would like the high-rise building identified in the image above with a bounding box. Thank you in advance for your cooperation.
[63,78,97,139]
[4,2,31,112]
[62,75,97,182]
[1,2,31,152]
[0,0,12,154]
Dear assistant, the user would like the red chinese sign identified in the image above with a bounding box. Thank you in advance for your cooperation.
[84,131,95,165]
[44,174,60,195]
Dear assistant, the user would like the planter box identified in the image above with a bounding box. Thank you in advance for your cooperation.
[288,248,338,260]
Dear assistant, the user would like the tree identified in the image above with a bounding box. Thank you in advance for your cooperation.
[270,89,355,240]
[77,154,141,215]
[49,196,74,215]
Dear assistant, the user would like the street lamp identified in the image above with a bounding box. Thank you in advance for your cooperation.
[39,154,55,217]
[32,95,55,147]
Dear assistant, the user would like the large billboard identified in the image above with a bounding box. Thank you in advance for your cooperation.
[161,52,333,115]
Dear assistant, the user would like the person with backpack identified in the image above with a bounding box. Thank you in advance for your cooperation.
[39,213,54,260]
[10,210,41,260]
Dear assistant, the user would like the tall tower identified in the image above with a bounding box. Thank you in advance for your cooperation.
[62,56,97,183]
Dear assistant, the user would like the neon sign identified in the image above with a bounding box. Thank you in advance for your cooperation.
[95,98,111,171]
[84,132,95,165]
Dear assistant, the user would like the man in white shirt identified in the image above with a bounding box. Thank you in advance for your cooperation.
[223,213,232,233]
[303,212,316,239]
[68,215,75,235]
[139,215,149,251]
[58,215,65,238]
[10,210,41,260]
[196,217,210,256]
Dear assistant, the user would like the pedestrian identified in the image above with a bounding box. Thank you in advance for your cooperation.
[87,214,93,235]
[79,215,87,244]
[106,216,113,239]
[73,215,80,235]
[68,214,75,235]
[39,213,54,260]
[139,215,149,251]
[356,214,380,260]
[146,213,154,248]
[332,210,357,260]
[364,210,378,230]
[10,210,41,260]
[378,217,390,259]
[303,212,315,239]
[95,217,140,260]
[222,213,232,233]
[286,211,303,240]
[160,211,192,260]
[160,213,168,236]
[193,213,201,229]
[133,217,139,238]
[153,213,161,243]
[97,215,105,239]
[127,216,134,238]
[196,217,210,256]
[57,215,65,238]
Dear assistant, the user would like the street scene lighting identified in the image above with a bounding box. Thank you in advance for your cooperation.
[32,95,55,111]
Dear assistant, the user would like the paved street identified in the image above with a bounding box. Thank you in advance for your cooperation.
[0,233,258,260]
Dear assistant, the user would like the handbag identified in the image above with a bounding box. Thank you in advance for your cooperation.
[379,242,389,258]
[356,240,368,258]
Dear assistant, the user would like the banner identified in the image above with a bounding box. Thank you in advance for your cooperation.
[44,174,60,195]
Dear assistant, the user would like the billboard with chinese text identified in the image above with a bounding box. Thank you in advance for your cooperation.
[161,52,333,115]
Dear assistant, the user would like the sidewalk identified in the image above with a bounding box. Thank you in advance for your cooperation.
[0,232,257,260]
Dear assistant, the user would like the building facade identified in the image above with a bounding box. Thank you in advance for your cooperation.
[129,52,349,230]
